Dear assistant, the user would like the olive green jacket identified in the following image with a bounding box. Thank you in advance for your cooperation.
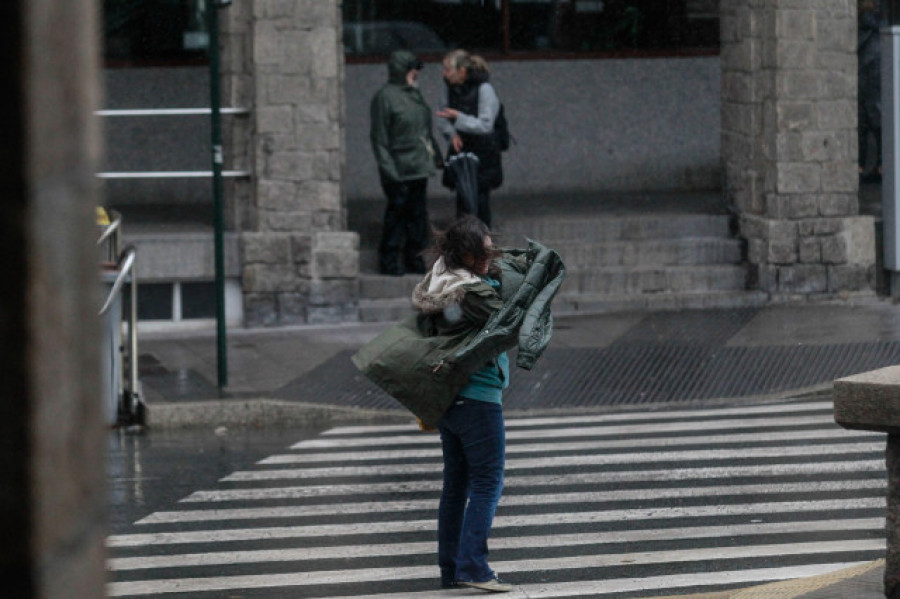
[351,241,566,426]
[370,50,439,182]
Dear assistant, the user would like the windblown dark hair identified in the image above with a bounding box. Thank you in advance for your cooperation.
[430,215,500,275]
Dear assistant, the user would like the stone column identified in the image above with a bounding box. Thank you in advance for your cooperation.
[0,0,106,597]
[721,1,876,296]
[225,0,359,326]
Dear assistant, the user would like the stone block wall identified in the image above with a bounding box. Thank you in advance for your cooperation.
[225,0,359,326]
[721,0,875,296]
[743,214,875,293]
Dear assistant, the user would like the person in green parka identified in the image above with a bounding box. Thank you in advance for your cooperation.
[370,50,440,276]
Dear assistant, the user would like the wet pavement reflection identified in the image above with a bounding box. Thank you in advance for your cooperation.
[106,425,327,534]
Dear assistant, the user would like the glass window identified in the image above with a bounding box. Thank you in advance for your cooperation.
[124,283,173,321]
[341,0,719,57]
[103,0,209,64]
[181,282,217,319]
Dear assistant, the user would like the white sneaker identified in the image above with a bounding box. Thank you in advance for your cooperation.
[459,578,513,593]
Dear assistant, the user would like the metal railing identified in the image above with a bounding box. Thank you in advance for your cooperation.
[95,107,251,180]
[99,210,144,426]
[96,101,243,387]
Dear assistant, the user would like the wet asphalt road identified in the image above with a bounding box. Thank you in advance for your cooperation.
[107,426,329,534]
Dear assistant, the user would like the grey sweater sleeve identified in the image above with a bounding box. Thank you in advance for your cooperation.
[436,84,457,142]
[454,83,499,135]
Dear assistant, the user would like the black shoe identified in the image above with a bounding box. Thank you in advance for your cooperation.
[861,171,882,184]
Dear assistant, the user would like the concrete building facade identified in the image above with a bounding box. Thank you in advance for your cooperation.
[101,0,877,327]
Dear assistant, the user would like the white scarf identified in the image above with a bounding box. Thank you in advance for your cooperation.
[426,256,480,295]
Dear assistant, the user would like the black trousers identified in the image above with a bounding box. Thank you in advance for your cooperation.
[379,177,429,275]
[859,82,882,171]
[456,188,491,229]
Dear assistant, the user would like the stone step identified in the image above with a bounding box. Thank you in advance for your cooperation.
[553,290,771,315]
[359,238,743,273]
[359,274,422,300]
[361,264,749,302]
[494,213,734,245]
[531,237,743,268]
[352,212,736,252]
[351,195,751,322]
[359,290,770,323]
[358,298,414,323]
[564,264,749,295]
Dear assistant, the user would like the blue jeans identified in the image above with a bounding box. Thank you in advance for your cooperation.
[437,399,505,585]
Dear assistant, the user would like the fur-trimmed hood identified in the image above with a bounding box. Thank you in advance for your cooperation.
[412,257,481,315]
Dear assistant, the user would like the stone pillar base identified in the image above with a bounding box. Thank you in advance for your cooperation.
[742,214,876,295]
[240,231,360,326]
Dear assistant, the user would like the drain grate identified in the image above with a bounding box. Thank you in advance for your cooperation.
[273,341,900,411]
[610,308,760,348]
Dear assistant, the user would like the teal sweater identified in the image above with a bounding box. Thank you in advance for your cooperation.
[458,277,509,404]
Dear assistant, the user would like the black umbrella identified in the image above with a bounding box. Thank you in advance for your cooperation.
[444,152,480,217]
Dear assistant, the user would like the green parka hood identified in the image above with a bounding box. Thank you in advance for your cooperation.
[388,50,419,85]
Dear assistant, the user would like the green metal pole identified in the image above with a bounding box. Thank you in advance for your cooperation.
[207,0,228,389]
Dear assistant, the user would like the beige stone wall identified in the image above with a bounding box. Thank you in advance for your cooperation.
[0,0,106,597]
[720,0,875,295]
[225,0,358,326]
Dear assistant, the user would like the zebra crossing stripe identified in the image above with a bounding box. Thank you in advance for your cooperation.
[106,543,879,596]
[268,429,883,465]
[182,459,886,502]
[108,400,886,598]
[139,479,886,525]
[319,400,833,437]
[224,442,883,482]
[324,563,870,599]
[294,414,842,449]
[107,497,884,548]
[109,518,883,571]
[266,429,877,464]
